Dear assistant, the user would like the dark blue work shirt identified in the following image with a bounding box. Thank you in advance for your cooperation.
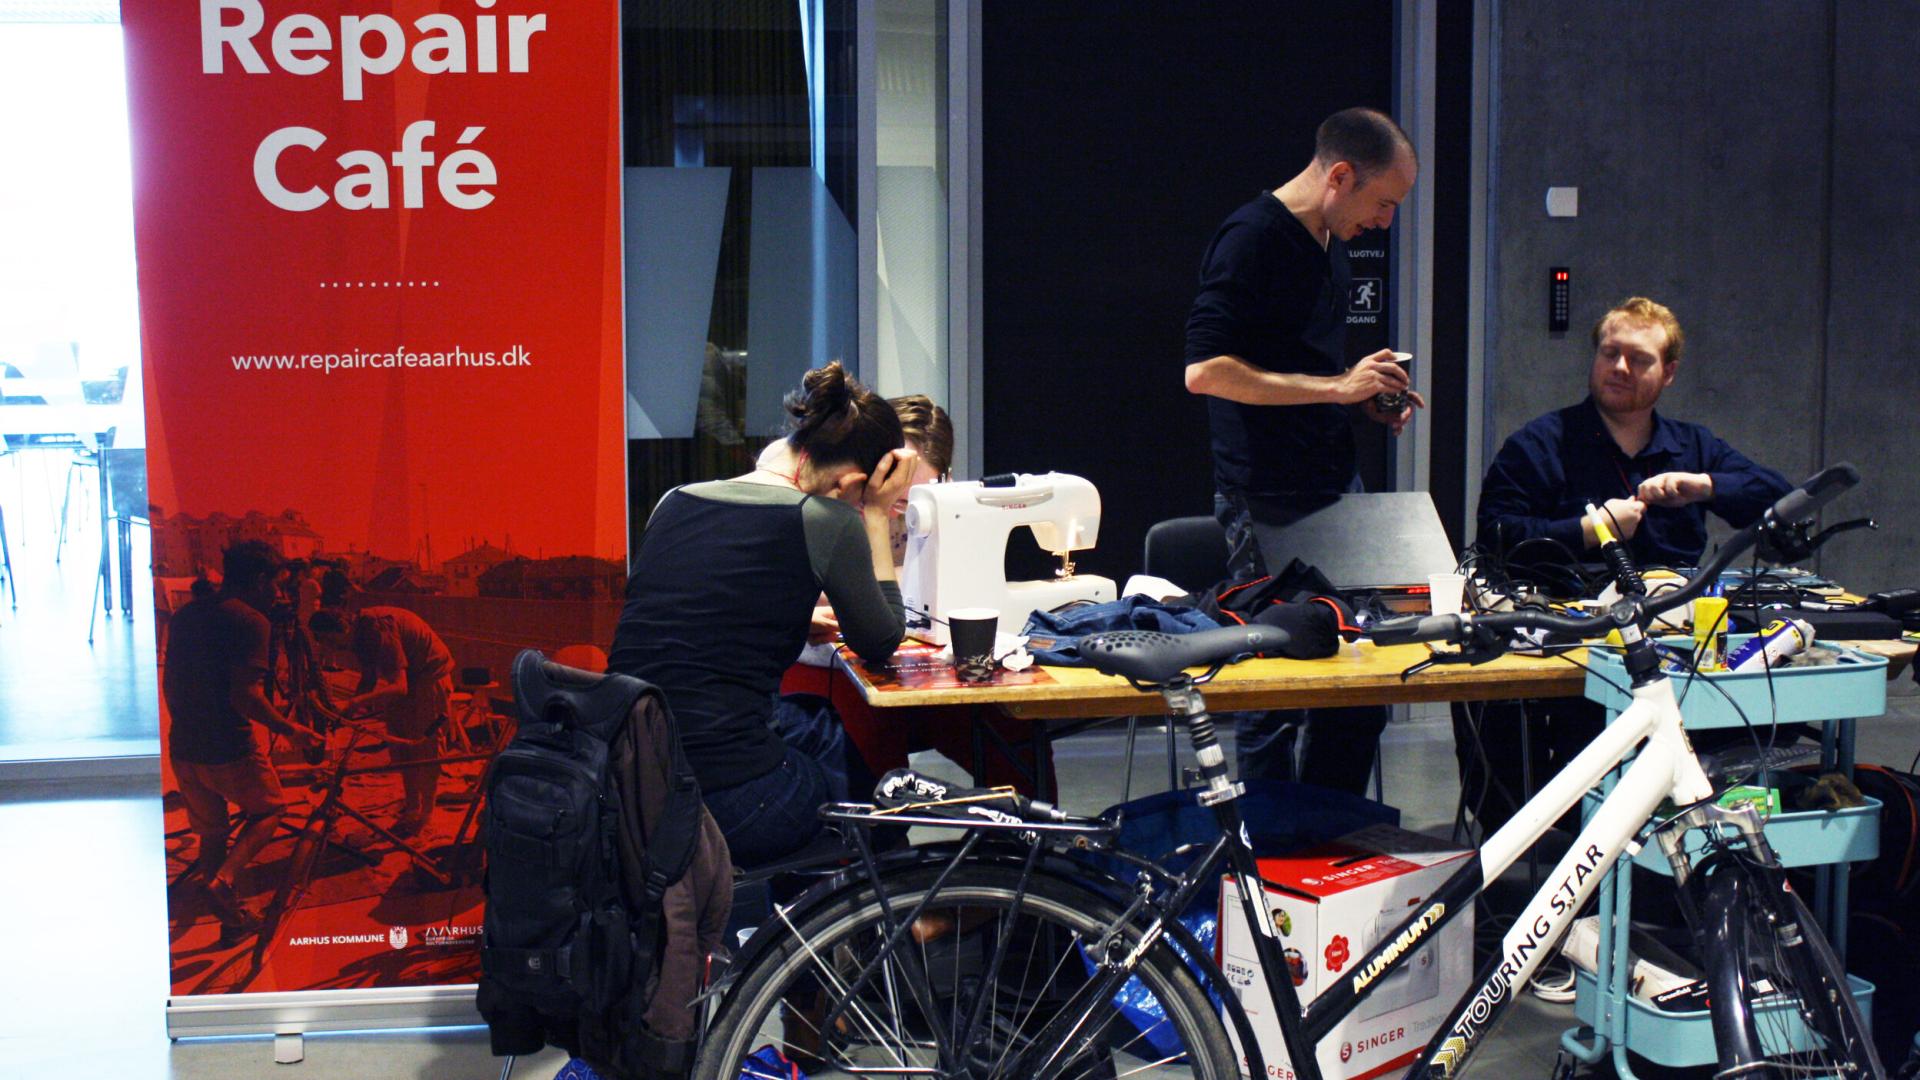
[1478,397,1791,569]
[1184,192,1354,496]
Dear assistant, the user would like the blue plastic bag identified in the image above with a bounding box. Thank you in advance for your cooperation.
[1084,908,1221,1060]
[1083,779,1398,910]
[738,1044,810,1080]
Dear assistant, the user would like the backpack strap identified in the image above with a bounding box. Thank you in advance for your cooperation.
[628,685,703,902]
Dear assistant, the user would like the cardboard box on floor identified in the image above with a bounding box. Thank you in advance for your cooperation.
[1218,824,1475,1080]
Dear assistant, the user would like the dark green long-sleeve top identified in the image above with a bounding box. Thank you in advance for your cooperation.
[608,480,905,790]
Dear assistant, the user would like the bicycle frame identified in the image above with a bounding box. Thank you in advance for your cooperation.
[1142,662,1727,1080]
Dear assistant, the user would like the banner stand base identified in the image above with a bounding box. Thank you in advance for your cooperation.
[274,1030,305,1063]
[167,984,481,1039]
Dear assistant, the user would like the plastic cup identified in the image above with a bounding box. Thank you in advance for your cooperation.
[948,608,1000,683]
[1375,352,1414,411]
[1428,573,1466,617]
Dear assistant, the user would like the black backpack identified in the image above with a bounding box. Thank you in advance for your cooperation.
[477,650,731,1079]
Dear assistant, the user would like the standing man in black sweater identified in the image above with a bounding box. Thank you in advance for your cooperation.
[1183,107,1420,794]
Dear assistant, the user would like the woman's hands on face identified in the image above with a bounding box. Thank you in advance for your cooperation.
[862,448,920,520]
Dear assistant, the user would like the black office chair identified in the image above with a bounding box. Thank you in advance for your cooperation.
[1142,515,1229,593]
[1126,516,1232,793]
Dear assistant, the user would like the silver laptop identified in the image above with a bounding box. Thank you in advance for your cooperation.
[1245,492,1458,593]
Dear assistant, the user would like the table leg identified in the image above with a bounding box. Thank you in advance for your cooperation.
[972,705,987,790]
[1523,701,1541,894]
[975,710,1042,796]
[1031,724,1053,804]
[0,502,14,608]
[96,458,111,613]
[118,518,132,613]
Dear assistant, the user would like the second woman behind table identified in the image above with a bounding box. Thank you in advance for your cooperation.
[607,361,916,868]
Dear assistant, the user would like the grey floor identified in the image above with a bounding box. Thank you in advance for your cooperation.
[2,460,1915,1078]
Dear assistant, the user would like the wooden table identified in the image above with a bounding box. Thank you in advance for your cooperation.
[837,641,1585,720]
[837,639,1914,721]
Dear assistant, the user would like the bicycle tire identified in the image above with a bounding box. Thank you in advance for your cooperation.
[696,862,1240,1080]
[1695,852,1885,1078]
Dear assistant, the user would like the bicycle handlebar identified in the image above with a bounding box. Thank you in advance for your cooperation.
[1368,464,1861,649]
[1074,467,1859,679]
[1766,463,1859,526]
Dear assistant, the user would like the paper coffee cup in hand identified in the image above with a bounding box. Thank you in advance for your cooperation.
[1375,352,1414,410]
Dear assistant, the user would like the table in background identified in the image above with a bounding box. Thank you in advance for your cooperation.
[0,402,133,623]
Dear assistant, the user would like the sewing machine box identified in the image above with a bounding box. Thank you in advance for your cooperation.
[1218,824,1475,1080]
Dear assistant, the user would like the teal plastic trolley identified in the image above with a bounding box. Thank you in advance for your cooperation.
[1560,635,1888,1075]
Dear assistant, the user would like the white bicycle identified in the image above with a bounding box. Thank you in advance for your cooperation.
[696,464,1882,1080]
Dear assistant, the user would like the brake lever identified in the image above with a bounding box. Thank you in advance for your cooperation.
[1810,516,1876,548]
[1756,516,1877,564]
[1398,644,1507,680]
[1397,624,1510,681]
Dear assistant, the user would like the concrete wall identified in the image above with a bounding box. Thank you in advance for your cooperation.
[1823,2,1920,589]
[1487,1,1917,590]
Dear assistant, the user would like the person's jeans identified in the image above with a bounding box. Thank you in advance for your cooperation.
[1234,705,1389,793]
[1214,490,1264,583]
[773,692,879,803]
[1215,484,1388,796]
[702,693,877,868]
[702,746,833,869]
[1450,697,1607,838]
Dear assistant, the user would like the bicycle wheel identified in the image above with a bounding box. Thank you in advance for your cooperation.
[1694,853,1885,1078]
[697,862,1240,1080]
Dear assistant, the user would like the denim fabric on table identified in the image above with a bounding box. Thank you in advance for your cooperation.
[1020,596,1221,667]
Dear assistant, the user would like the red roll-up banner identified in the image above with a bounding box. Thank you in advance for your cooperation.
[123,2,625,1006]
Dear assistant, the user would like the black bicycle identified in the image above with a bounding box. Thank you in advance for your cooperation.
[694,465,1883,1080]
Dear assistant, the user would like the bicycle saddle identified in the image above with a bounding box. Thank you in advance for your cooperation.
[1080,623,1287,685]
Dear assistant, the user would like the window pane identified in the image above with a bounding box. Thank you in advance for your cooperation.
[875,0,948,400]
[0,21,142,444]
[621,1,861,550]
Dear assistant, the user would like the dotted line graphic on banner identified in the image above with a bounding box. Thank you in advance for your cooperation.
[320,281,442,288]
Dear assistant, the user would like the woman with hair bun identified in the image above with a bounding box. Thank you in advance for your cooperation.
[770,392,1058,797]
[608,361,916,867]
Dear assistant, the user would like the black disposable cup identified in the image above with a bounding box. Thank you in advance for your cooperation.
[948,608,1000,683]
[1374,352,1413,411]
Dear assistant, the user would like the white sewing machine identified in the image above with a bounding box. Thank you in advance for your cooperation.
[899,471,1117,644]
